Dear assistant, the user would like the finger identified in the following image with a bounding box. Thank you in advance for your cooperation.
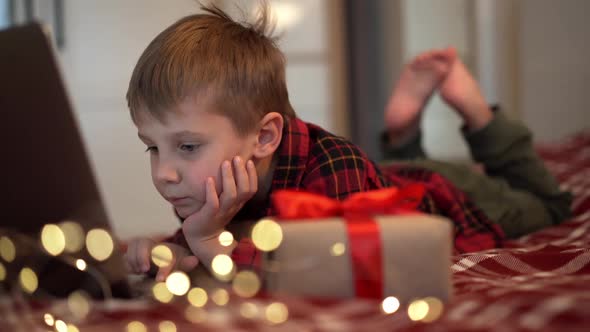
[219,160,237,211]
[156,264,174,282]
[179,255,200,272]
[247,159,258,194]
[199,177,220,222]
[128,240,141,273]
[137,240,152,273]
[156,253,177,282]
[233,156,251,201]
[123,254,134,273]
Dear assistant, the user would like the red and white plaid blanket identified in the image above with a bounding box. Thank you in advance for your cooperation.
[2,131,589,331]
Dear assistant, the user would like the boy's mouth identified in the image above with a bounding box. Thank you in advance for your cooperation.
[167,196,191,205]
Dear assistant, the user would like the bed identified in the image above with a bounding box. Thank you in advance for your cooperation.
[1,130,589,331]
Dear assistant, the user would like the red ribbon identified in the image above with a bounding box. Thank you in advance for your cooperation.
[271,184,426,298]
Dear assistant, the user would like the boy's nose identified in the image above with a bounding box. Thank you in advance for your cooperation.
[155,162,181,184]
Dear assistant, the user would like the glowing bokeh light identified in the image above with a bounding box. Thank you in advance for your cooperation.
[381,296,401,314]
[408,299,430,321]
[126,321,147,332]
[158,320,177,332]
[185,306,207,324]
[55,320,67,332]
[240,302,259,319]
[153,282,174,303]
[76,258,86,271]
[19,267,38,294]
[187,287,208,307]
[165,271,190,296]
[0,236,16,262]
[75,259,87,271]
[86,229,114,261]
[251,219,283,252]
[151,244,173,268]
[265,302,289,324]
[68,290,91,319]
[232,271,261,298]
[211,288,229,306]
[59,221,85,253]
[211,254,234,279]
[43,313,55,326]
[421,297,444,323]
[67,324,80,332]
[41,224,66,256]
[0,262,6,281]
[330,242,346,256]
[218,231,234,247]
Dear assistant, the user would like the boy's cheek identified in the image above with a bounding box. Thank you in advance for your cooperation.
[175,203,202,219]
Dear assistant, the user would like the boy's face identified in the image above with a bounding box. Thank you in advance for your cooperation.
[136,96,258,218]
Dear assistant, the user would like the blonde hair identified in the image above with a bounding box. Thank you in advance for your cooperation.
[126,3,296,135]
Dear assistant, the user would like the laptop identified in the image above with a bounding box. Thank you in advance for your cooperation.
[0,23,133,299]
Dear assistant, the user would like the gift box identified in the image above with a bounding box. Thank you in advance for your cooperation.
[261,186,453,303]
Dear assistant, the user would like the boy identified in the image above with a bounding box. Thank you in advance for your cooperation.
[124,4,571,281]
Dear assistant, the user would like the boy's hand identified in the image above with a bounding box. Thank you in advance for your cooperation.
[182,156,257,255]
[124,238,199,281]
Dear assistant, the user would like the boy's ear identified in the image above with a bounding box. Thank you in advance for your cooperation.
[252,112,284,159]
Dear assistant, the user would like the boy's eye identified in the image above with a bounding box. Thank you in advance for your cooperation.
[180,144,199,152]
[145,146,158,153]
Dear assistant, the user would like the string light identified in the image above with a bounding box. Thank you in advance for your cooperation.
[187,287,208,307]
[408,299,429,321]
[67,324,80,332]
[43,313,55,326]
[381,296,401,314]
[0,236,16,262]
[185,306,207,324]
[86,229,114,261]
[153,282,174,303]
[0,262,6,281]
[59,221,85,253]
[420,297,444,323]
[19,267,38,294]
[251,219,283,252]
[265,302,289,324]
[158,320,177,332]
[151,245,173,268]
[126,321,147,332]
[218,231,234,247]
[68,290,91,319]
[211,254,234,280]
[75,259,87,271]
[55,320,67,332]
[165,271,190,296]
[211,288,229,306]
[41,224,66,256]
[330,242,346,256]
[232,271,261,298]
[240,302,259,319]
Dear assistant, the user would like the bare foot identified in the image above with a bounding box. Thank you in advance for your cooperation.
[385,47,456,146]
[439,58,493,131]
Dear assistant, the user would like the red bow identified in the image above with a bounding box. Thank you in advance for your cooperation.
[272,184,426,220]
[271,184,426,298]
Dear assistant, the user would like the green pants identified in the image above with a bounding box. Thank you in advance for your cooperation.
[381,111,573,238]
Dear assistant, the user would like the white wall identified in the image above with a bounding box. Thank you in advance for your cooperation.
[519,0,590,141]
[58,0,203,239]
[56,0,334,239]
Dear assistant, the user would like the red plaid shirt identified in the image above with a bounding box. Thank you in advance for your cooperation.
[170,118,505,267]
